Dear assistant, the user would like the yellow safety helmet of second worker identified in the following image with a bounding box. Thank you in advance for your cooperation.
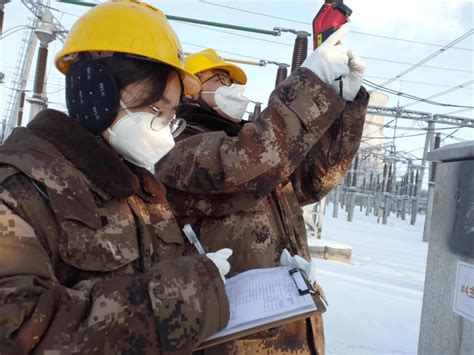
[54,0,200,96]
[185,49,247,85]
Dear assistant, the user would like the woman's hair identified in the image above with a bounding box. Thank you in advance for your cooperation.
[97,54,183,108]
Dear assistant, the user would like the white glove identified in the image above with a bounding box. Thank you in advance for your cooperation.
[301,26,350,88]
[279,248,317,284]
[206,248,233,283]
[301,26,366,101]
[337,50,366,101]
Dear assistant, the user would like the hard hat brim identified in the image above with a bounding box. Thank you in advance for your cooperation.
[179,70,201,96]
[199,62,247,85]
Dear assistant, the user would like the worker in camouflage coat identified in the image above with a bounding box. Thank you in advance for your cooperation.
[156,28,370,355]
[0,2,231,353]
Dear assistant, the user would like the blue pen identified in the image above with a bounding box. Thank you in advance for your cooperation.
[182,224,206,255]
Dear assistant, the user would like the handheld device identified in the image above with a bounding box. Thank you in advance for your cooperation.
[312,0,352,50]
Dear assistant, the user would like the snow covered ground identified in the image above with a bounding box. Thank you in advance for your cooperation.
[309,204,428,355]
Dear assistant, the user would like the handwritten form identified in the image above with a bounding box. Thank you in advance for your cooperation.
[207,266,317,340]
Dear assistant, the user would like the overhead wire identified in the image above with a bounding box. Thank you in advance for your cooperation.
[177,21,474,74]
[1,26,33,38]
[363,79,474,109]
[397,117,422,140]
[400,80,474,108]
[362,132,428,140]
[365,121,426,131]
[37,3,81,18]
[361,57,473,74]
[199,0,473,52]
[176,21,294,47]
[181,41,265,61]
[377,29,474,87]
[440,131,467,142]
[365,75,474,89]
[444,108,473,116]
[441,128,461,142]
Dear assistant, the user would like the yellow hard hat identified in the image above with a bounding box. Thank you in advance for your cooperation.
[185,49,247,85]
[54,1,200,96]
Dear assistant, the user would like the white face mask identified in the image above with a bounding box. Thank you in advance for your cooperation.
[202,84,250,121]
[107,103,175,171]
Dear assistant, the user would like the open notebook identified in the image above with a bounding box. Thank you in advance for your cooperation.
[197,266,318,349]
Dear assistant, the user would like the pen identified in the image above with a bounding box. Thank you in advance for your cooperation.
[182,224,206,255]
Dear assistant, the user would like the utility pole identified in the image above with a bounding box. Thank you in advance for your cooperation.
[27,10,56,121]
[332,184,340,218]
[348,154,359,222]
[411,119,435,225]
[423,133,441,241]
[316,197,326,239]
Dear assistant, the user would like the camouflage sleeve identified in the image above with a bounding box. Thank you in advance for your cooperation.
[290,87,370,206]
[0,191,228,354]
[157,68,345,198]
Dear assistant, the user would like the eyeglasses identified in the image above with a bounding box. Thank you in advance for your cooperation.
[149,105,186,138]
[201,73,233,87]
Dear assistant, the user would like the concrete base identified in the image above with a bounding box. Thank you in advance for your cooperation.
[307,231,352,263]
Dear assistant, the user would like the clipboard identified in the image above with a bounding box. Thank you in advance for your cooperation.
[196,309,317,350]
[196,266,321,350]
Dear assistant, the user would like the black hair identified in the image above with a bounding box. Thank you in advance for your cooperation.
[96,54,182,108]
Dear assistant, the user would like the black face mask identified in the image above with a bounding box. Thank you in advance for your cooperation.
[65,59,120,134]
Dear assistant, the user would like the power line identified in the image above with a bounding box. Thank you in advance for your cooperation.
[362,56,473,74]
[198,0,474,51]
[177,21,295,47]
[378,29,474,87]
[364,121,470,132]
[1,26,33,38]
[179,20,474,74]
[443,107,473,116]
[182,41,264,61]
[366,75,474,89]
[38,3,81,18]
[364,79,474,109]
[440,131,467,142]
[442,128,461,142]
[401,80,474,108]
[365,121,426,131]
[362,132,428,140]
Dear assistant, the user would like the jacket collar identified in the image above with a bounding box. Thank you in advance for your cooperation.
[177,104,244,137]
[27,109,140,198]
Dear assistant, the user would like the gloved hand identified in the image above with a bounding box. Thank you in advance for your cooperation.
[336,50,366,101]
[301,26,350,88]
[301,26,366,101]
[206,248,233,283]
[279,248,317,284]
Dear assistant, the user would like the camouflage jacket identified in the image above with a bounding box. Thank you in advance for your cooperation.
[156,68,370,355]
[0,110,229,354]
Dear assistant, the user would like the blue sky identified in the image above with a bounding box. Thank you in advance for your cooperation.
[1,0,473,161]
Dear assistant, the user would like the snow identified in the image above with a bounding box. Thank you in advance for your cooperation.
[309,203,428,355]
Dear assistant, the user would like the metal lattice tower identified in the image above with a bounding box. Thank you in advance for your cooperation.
[1,17,37,141]
[1,0,68,142]
[21,0,67,42]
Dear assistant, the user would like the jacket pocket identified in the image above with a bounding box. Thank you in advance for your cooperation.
[135,197,184,261]
[58,199,139,271]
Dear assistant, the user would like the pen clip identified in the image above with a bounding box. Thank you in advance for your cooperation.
[289,268,316,296]
[182,224,206,255]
